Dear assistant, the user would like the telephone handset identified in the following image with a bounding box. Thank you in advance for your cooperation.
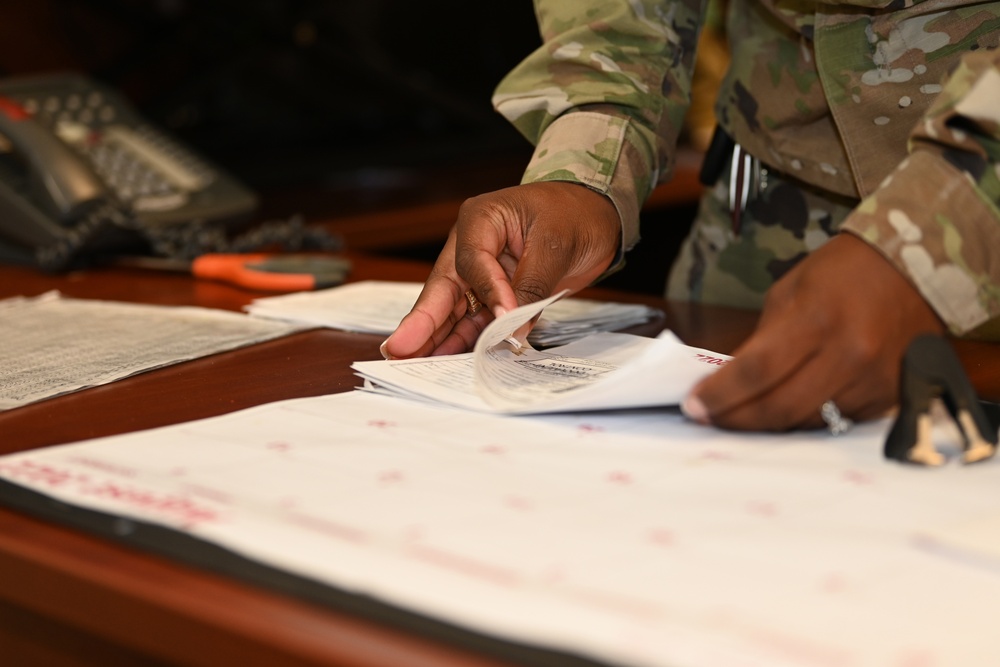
[0,97,107,223]
[0,72,259,269]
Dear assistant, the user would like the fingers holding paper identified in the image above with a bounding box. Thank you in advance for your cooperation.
[379,230,496,360]
[682,234,945,431]
[383,182,621,358]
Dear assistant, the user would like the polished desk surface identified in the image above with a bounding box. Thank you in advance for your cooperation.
[1,254,999,667]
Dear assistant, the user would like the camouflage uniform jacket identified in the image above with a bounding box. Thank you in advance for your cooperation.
[493,0,1000,336]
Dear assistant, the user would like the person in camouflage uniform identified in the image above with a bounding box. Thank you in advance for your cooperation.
[383,0,1000,432]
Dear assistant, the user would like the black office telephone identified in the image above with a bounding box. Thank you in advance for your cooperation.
[0,72,259,270]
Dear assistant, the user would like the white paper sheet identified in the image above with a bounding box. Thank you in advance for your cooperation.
[245,280,661,346]
[0,292,307,410]
[246,280,425,333]
[353,293,730,414]
[1,390,999,667]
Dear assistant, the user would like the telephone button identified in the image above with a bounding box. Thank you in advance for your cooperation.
[133,192,188,212]
[54,120,89,144]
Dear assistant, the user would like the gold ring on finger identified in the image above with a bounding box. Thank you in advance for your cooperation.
[464,289,482,316]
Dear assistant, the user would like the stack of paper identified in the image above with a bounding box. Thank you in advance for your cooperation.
[0,292,307,411]
[529,298,661,346]
[245,280,661,346]
[353,292,729,415]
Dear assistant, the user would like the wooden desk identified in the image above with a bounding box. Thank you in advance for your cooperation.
[0,254,998,667]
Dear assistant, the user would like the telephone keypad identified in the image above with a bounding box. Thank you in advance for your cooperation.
[11,86,217,212]
[84,133,188,211]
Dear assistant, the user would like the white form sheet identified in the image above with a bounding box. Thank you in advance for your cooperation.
[0,292,307,410]
[1,390,999,667]
[353,292,730,414]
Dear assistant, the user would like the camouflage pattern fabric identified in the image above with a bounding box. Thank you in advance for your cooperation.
[493,0,1000,338]
[666,161,858,307]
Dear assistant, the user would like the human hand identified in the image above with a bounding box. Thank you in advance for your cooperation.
[382,181,621,359]
[682,233,946,431]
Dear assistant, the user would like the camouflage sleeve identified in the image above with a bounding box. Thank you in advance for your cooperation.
[840,47,1000,337]
[491,0,706,257]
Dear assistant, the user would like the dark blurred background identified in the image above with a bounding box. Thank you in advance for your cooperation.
[0,0,539,207]
[0,0,705,294]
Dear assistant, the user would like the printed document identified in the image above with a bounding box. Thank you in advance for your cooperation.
[1,390,998,667]
[0,292,306,410]
[353,292,730,414]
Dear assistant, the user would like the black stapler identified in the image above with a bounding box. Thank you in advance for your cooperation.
[884,335,998,466]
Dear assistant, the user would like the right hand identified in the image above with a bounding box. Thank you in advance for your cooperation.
[381,181,621,359]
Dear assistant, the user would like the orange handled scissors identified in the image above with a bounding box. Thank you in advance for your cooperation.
[117,253,352,291]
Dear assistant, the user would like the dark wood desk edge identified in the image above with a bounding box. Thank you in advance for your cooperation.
[0,509,513,667]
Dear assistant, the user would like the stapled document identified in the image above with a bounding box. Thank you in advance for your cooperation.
[353,291,729,414]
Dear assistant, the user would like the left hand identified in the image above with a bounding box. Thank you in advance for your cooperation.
[682,233,946,431]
